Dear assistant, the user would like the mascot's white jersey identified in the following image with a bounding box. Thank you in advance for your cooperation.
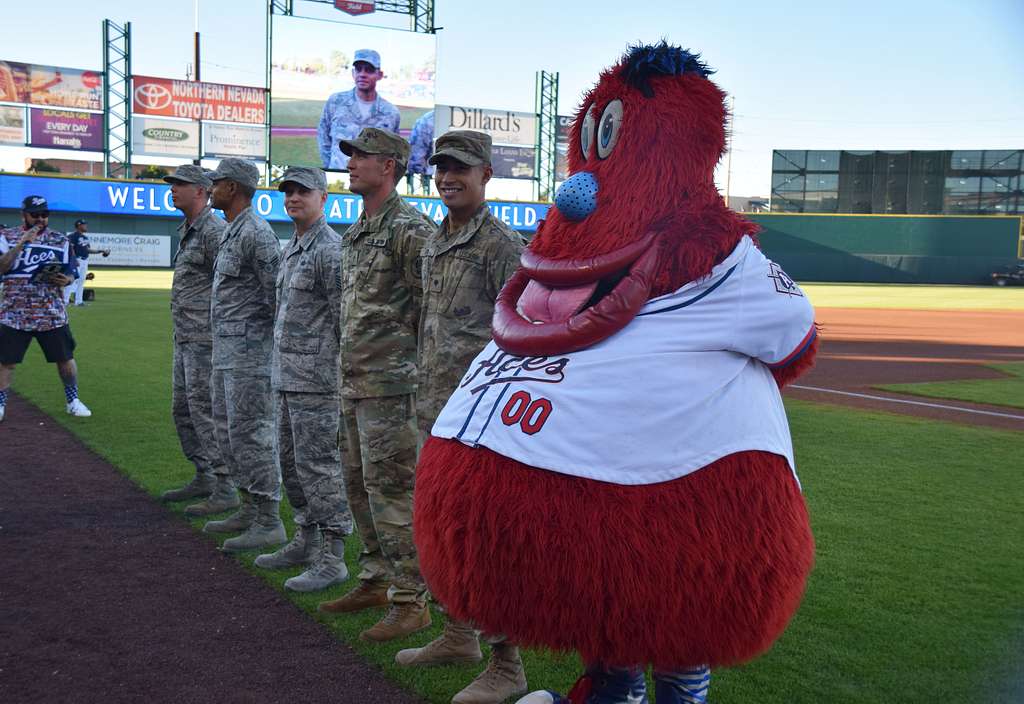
[432,236,816,486]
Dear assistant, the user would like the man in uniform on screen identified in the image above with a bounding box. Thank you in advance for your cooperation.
[317,49,400,171]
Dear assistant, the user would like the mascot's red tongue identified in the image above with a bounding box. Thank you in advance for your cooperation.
[494,232,658,356]
[518,279,597,324]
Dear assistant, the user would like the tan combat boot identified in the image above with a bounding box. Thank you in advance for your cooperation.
[359,601,431,642]
[451,643,528,704]
[396,618,483,666]
[317,581,389,614]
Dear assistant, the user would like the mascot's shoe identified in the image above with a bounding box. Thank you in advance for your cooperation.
[203,491,256,534]
[161,472,216,502]
[653,667,711,704]
[515,666,647,704]
[451,643,527,704]
[359,602,431,642]
[284,530,348,592]
[221,498,286,552]
[255,524,321,569]
[395,618,483,666]
[184,477,240,516]
[318,581,390,614]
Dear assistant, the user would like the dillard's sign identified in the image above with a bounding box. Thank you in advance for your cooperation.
[435,105,538,147]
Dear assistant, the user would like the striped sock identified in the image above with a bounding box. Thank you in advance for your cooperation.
[64,384,79,404]
[0,389,7,406]
[654,665,711,703]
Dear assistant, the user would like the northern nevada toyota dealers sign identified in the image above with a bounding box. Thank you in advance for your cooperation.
[132,76,267,124]
[132,117,199,158]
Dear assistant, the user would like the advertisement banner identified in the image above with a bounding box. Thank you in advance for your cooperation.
[0,174,548,232]
[87,233,171,267]
[270,16,436,169]
[435,105,537,147]
[28,108,103,151]
[132,117,200,158]
[132,75,267,124]
[0,61,102,110]
[335,0,375,14]
[203,122,267,159]
[0,105,26,145]
[492,145,536,180]
[556,115,573,182]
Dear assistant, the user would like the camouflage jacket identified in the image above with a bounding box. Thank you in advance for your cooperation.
[417,203,524,428]
[171,207,226,344]
[339,190,432,399]
[318,88,401,170]
[407,110,434,176]
[211,206,280,371]
[272,216,343,394]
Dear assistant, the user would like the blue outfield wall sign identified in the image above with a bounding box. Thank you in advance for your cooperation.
[0,173,550,231]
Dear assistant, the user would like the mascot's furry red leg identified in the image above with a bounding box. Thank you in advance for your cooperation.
[415,42,819,704]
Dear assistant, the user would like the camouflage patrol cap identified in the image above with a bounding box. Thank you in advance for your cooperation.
[164,164,213,189]
[340,127,411,166]
[353,49,381,70]
[277,166,327,192]
[210,158,260,189]
[429,130,492,167]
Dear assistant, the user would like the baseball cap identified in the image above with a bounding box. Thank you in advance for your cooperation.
[340,127,411,165]
[352,49,381,70]
[209,158,260,189]
[21,195,49,213]
[277,166,327,192]
[74,218,87,227]
[164,164,214,189]
[429,130,492,167]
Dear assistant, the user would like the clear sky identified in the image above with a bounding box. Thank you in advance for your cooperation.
[3,0,1023,197]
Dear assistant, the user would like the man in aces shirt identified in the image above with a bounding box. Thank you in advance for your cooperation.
[0,195,91,422]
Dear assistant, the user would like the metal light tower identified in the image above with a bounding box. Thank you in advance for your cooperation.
[103,20,132,179]
[535,70,559,202]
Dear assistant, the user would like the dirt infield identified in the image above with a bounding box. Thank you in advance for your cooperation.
[787,307,1024,431]
[0,394,424,704]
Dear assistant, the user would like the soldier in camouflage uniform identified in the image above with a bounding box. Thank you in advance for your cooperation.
[315,128,434,643]
[160,165,229,506]
[253,166,354,592]
[406,110,434,195]
[198,158,286,553]
[399,131,528,704]
[318,49,401,171]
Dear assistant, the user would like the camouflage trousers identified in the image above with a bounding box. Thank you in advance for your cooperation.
[274,391,353,534]
[171,341,225,475]
[211,368,281,501]
[341,394,426,604]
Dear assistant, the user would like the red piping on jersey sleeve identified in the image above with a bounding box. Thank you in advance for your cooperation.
[768,324,817,369]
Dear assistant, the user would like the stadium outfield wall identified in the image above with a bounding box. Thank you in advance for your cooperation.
[1,173,1020,283]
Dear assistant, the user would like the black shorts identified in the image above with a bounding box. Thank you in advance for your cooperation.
[0,324,77,364]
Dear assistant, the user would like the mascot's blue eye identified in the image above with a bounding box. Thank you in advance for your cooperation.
[596,100,623,159]
[580,104,596,161]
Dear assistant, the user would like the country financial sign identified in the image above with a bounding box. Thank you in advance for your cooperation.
[132,117,200,158]
[132,75,267,124]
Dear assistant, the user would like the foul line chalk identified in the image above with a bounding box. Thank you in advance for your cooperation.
[790,385,1024,422]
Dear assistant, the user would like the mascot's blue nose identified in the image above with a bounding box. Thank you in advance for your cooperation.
[554,172,599,221]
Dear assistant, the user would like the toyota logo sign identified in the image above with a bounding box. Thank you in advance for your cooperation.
[134,83,172,110]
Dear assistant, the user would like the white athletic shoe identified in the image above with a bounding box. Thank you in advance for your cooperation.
[66,399,92,417]
[0,404,5,422]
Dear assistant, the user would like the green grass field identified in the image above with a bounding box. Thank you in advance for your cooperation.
[9,283,1024,703]
[877,361,1024,410]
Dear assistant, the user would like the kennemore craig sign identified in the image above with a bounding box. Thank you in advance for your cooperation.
[434,105,538,147]
[132,75,267,124]
[132,116,199,158]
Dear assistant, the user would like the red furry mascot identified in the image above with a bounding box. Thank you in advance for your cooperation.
[414,43,818,704]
